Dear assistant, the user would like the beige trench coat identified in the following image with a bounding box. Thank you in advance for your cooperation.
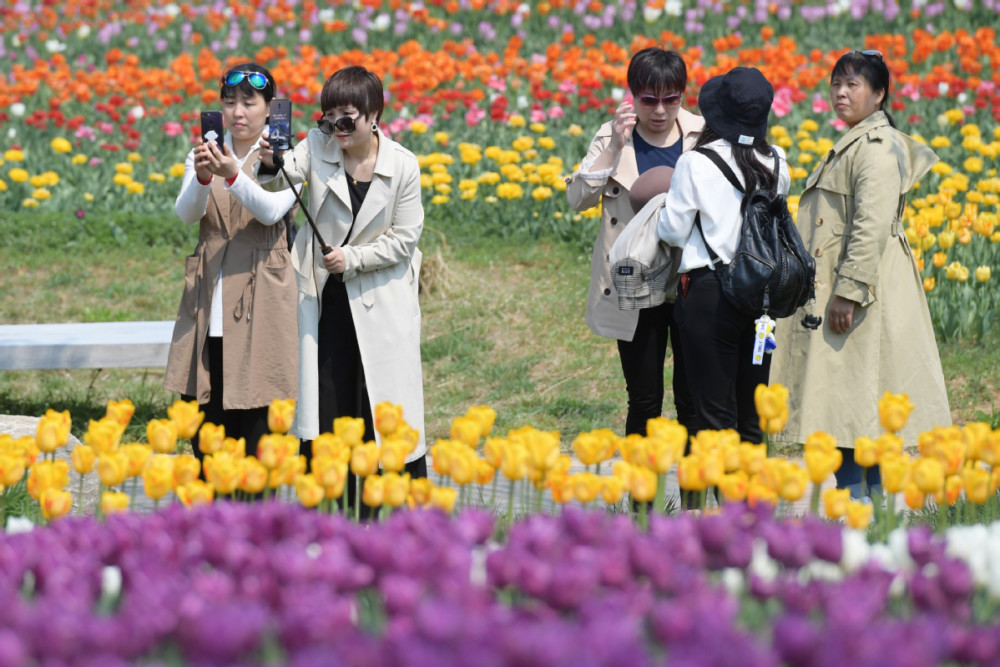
[164,151,299,409]
[566,108,704,341]
[260,129,425,460]
[770,111,951,447]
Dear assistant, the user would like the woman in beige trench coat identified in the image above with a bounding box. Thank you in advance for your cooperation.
[566,47,704,440]
[770,51,951,499]
[164,64,298,461]
[258,67,426,501]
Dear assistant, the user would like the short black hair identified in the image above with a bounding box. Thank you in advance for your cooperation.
[320,66,385,122]
[831,51,894,126]
[220,62,276,104]
[627,47,688,96]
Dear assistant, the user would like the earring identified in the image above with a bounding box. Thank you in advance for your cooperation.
[371,121,379,133]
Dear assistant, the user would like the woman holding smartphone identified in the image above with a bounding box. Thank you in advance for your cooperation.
[165,63,298,462]
[258,65,427,501]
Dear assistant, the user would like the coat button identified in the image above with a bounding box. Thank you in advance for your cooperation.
[612,186,620,195]
[610,217,618,225]
[604,288,611,296]
[815,248,824,257]
[816,217,823,226]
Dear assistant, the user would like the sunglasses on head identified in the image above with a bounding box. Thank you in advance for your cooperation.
[853,49,883,60]
[636,93,683,108]
[317,115,358,135]
[223,71,268,89]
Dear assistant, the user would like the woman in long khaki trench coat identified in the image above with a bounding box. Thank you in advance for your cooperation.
[165,64,298,460]
[258,67,426,482]
[770,51,951,498]
[566,47,704,440]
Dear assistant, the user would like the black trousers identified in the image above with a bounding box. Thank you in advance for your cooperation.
[616,300,695,436]
[673,268,770,446]
[185,336,270,463]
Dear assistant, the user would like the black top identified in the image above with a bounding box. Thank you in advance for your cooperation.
[340,172,371,246]
[633,125,683,174]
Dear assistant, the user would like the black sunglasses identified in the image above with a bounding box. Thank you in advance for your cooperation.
[317,116,358,135]
[223,70,268,89]
[853,49,883,60]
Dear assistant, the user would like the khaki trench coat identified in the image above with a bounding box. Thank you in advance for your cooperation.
[566,108,705,341]
[260,129,425,460]
[164,150,299,410]
[770,111,951,447]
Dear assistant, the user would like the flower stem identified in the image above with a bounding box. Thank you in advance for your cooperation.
[654,473,665,515]
[638,500,649,531]
[810,482,821,515]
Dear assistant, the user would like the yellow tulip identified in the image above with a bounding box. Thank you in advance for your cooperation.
[962,422,992,462]
[645,418,688,458]
[0,453,26,488]
[754,383,790,434]
[484,436,507,468]
[739,442,767,476]
[167,400,205,439]
[571,472,602,504]
[600,475,626,504]
[96,452,128,488]
[940,475,963,506]
[778,464,809,502]
[273,455,305,488]
[845,501,873,530]
[409,478,435,507]
[239,457,269,494]
[84,417,124,455]
[197,422,226,455]
[628,466,657,503]
[205,453,240,495]
[146,418,179,454]
[932,251,947,268]
[677,455,707,492]
[142,454,175,501]
[878,392,914,433]
[172,454,201,487]
[313,433,349,461]
[105,399,135,428]
[937,437,966,476]
[718,471,749,503]
[962,467,991,504]
[804,447,842,484]
[475,458,495,486]
[295,474,325,508]
[923,277,935,292]
[362,475,385,507]
[351,441,380,477]
[644,436,676,474]
[450,415,482,447]
[689,429,723,457]
[876,433,904,459]
[40,488,73,521]
[312,455,348,498]
[50,137,73,154]
[912,456,944,494]
[702,450,725,486]
[903,482,926,510]
[333,416,366,447]
[879,453,911,494]
[448,447,477,486]
[101,490,131,515]
[465,405,497,437]
[975,265,991,282]
[619,434,648,466]
[382,472,411,507]
[938,229,955,249]
[267,399,296,434]
[258,433,298,470]
[379,437,409,473]
[176,480,215,507]
[853,437,880,468]
[548,471,573,504]
[374,403,404,438]
[70,444,96,474]
[747,481,778,508]
[822,487,851,519]
[520,428,561,476]
[120,442,152,478]
[27,459,70,499]
[500,442,529,481]
[429,486,457,513]
[220,436,246,458]
[804,431,837,453]
[36,410,70,453]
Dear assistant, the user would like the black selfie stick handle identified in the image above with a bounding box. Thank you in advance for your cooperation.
[273,151,333,255]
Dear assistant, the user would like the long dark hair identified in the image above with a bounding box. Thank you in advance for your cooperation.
[831,51,895,127]
[693,125,778,210]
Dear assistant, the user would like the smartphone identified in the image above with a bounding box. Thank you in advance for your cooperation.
[200,110,224,151]
[269,98,292,151]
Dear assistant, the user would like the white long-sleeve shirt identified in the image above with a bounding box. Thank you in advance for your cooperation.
[174,130,297,336]
[657,139,790,273]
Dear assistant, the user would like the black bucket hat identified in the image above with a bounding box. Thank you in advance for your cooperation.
[698,67,774,146]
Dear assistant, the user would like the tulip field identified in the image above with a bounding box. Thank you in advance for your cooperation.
[2,0,1000,664]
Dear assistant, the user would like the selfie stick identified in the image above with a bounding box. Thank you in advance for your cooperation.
[273,151,333,256]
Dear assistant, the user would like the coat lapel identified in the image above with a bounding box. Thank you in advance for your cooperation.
[350,133,394,241]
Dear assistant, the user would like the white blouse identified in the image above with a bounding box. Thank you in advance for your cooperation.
[657,138,790,273]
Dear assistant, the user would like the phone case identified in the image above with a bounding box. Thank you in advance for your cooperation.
[200,111,224,151]
[269,98,292,151]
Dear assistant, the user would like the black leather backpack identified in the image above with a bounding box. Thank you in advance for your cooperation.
[693,147,816,319]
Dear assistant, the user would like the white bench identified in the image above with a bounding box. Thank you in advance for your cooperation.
[0,321,175,370]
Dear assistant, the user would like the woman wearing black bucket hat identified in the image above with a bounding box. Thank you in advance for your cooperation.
[656,67,791,452]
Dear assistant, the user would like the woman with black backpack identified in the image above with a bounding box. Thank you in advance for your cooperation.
[656,67,791,447]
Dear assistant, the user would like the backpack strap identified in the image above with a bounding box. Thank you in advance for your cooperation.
[693,147,744,193]
[693,211,722,266]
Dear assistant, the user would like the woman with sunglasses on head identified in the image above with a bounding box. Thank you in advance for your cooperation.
[258,66,427,505]
[770,50,951,501]
[165,63,298,464]
[567,47,704,451]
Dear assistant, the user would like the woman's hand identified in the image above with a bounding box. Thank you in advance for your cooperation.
[193,143,214,183]
[258,135,276,168]
[322,246,346,274]
[827,295,858,334]
[608,100,637,152]
[202,142,239,180]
